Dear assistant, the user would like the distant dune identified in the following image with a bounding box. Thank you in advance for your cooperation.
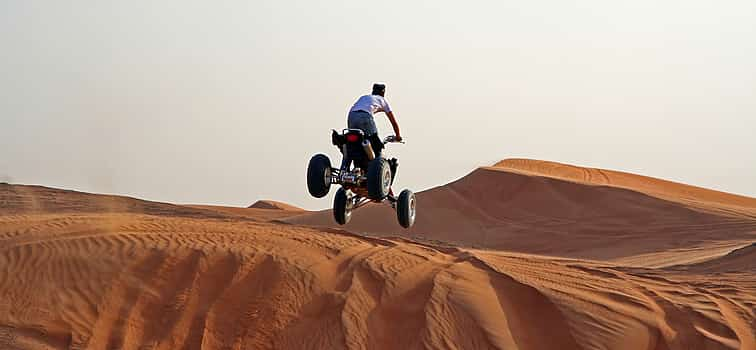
[494,159,756,218]
[0,159,754,349]
[0,183,229,218]
[248,200,304,211]
[287,159,756,266]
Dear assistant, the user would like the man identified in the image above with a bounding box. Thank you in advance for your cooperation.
[347,83,403,149]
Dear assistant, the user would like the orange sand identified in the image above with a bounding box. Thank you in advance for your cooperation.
[0,159,754,350]
[288,159,756,266]
[247,200,305,211]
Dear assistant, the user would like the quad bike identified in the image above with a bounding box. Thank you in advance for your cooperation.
[306,129,416,228]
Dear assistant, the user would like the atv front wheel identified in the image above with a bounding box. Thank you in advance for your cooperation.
[333,187,352,225]
[307,154,332,198]
[396,189,416,228]
[367,157,391,200]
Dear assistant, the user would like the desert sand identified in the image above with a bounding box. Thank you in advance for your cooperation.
[247,200,305,211]
[288,159,756,266]
[0,159,754,350]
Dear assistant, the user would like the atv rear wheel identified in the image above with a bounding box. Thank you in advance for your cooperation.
[367,157,391,200]
[396,189,416,228]
[333,187,352,225]
[307,154,332,198]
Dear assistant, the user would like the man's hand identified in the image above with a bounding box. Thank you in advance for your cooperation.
[385,135,403,143]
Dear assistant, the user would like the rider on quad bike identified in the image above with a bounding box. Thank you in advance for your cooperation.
[306,83,416,228]
[347,83,403,155]
[347,83,403,202]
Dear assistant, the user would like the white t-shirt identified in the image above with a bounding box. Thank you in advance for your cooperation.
[349,95,392,115]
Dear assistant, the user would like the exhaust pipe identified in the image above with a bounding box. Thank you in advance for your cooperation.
[362,139,375,160]
[340,144,351,170]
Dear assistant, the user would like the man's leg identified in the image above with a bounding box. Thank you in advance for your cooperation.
[348,111,378,135]
[347,110,384,160]
[368,134,384,158]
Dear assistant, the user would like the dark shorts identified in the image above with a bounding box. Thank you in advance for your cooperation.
[347,110,378,136]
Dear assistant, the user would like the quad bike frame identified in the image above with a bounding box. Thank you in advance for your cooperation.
[307,129,416,228]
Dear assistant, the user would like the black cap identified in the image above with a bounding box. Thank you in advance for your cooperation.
[372,83,386,96]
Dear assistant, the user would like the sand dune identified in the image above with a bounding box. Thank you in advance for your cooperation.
[1,158,755,350]
[0,183,306,223]
[186,204,306,221]
[287,160,756,266]
[494,159,756,219]
[248,200,304,211]
[0,183,231,219]
[674,243,756,273]
[0,211,754,349]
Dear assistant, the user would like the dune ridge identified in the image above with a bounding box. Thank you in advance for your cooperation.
[493,158,756,218]
[248,200,304,211]
[0,183,231,219]
[0,183,308,223]
[287,161,755,265]
[673,242,756,273]
[1,157,755,350]
[0,211,753,349]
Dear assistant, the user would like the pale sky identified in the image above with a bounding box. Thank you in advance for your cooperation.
[1,0,755,209]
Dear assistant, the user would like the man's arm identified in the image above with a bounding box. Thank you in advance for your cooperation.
[385,111,402,141]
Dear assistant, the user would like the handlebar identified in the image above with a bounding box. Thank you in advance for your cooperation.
[383,135,405,144]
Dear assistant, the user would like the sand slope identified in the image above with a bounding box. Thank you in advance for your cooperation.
[673,243,756,273]
[0,183,306,223]
[494,159,756,219]
[1,162,755,350]
[286,160,756,266]
[1,211,754,350]
[0,183,230,219]
[248,200,304,211]
[186,204,306,221]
